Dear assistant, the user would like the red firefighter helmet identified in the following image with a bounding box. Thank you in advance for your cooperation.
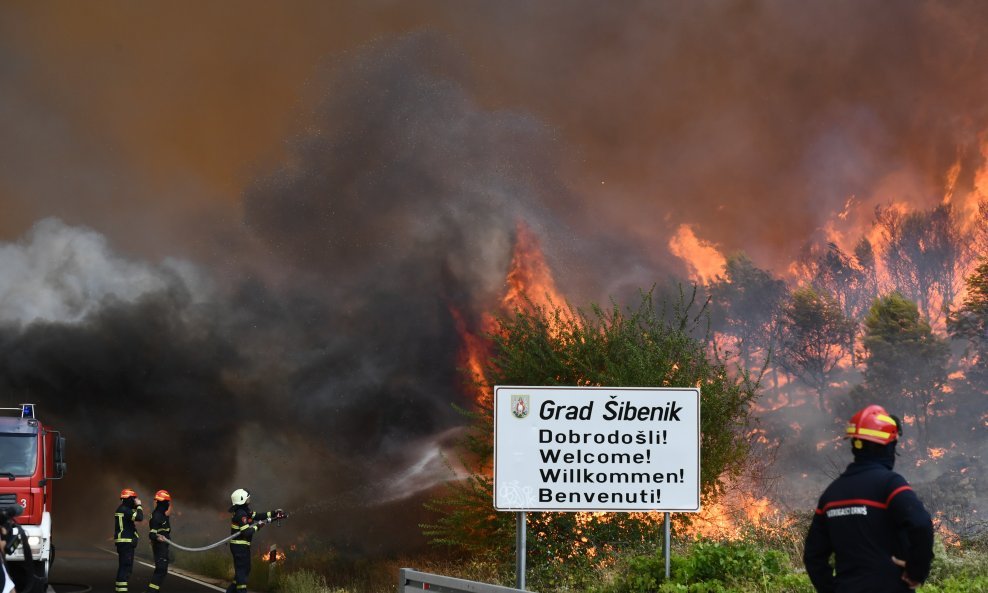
[154,489,171,502]
[846,404,900,445]
[120,488,138,499]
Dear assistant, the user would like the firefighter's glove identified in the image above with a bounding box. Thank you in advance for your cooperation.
[274,509,287,521]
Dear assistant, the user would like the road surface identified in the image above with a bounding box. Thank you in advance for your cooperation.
[43,538,228,593]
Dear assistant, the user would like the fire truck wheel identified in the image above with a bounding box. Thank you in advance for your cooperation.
[34,558,49,579]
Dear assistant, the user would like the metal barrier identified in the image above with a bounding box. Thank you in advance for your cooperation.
[398,568,531,593]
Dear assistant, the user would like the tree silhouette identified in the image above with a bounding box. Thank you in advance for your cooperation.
[854,293,949,448]
[708,253,788,370]
[947,258,988,385]
[778,286,855,412]
[876,204,965,325]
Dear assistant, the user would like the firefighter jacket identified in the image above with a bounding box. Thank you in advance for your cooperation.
[113,500,144,544]
[229,505,276,547]
[803,457,934,593]
[149,504,171,543]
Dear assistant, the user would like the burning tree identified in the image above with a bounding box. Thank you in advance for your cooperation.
[422,287,759,574]
[850,293,949,447]
[777,286,855,412]
[854,237,880,301]
[876,204,967,326]
[948,258,988,385]
[708,253,788,371]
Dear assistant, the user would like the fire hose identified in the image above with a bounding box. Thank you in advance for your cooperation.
[157,515,287,552]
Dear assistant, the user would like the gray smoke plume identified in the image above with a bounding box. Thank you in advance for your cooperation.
[0,219,236,489]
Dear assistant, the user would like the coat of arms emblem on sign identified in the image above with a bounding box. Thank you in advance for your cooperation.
[511,394,530,419]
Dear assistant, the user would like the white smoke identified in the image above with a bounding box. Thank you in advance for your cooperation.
[0,217,209,326]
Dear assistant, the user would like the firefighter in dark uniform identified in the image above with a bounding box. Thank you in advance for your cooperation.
[146,490,173,593]
[803,405,934,592]
[226,488,285,593]
[114,488,144,593]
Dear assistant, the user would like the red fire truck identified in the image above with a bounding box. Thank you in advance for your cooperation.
[0,403,66,578]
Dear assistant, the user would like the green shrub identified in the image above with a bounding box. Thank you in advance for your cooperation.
[657,583,727,593]
[680,540,786,585]
[767,572,815,593]
[927,536,988,585]
[615,552,667,592]
[921,575,988,593]
[598,540,793,593]
[276,568,348,593]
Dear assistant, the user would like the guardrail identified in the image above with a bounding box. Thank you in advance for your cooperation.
[398,568,531,593]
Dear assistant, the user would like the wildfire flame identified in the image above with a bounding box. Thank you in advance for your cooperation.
[668,224,727,285]
[262,548,287,562]
[457,221,573,406]
[677,477,796,541]
[502,222,569,315]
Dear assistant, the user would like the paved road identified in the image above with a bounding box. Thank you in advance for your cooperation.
[41,539,226,593]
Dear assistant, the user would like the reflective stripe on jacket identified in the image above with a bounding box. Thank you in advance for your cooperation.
[228,505,274,546]
[114,502,144,544]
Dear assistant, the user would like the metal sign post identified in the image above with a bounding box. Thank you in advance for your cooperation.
[664,511,671,579]
[516,511,526,590]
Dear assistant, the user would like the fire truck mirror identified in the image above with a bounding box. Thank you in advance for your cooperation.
[55,436,65,462]
[56,462,67,478]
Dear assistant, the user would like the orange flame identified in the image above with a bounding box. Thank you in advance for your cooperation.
[456,221,572,407]
[450,305,491,400]
[677,476,795,541]
[668,224,727,285]
[502,222,570,315]
[262,549,287,562]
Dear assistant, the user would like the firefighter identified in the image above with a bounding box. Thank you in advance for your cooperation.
[225,488,285,593]
[145,490,172,593]
[803,404,934,592]
[114,489,144,593]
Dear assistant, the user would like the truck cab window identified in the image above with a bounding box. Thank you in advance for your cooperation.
[0,434,37,477]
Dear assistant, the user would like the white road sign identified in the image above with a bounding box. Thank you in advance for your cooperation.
[494,386,700,512]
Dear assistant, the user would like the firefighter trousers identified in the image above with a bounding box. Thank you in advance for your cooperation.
[148,540,169,591]
[115,542,136,592]
[226,544,252,593]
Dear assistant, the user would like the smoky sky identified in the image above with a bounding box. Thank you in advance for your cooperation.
[2,0,988,553]
[4,1,988,272]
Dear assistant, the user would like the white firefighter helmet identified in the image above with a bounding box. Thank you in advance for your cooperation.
[230,488,251,506]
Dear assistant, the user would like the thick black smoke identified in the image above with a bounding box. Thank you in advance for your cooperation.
[239,33,597,450]
[0,295,241,490]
